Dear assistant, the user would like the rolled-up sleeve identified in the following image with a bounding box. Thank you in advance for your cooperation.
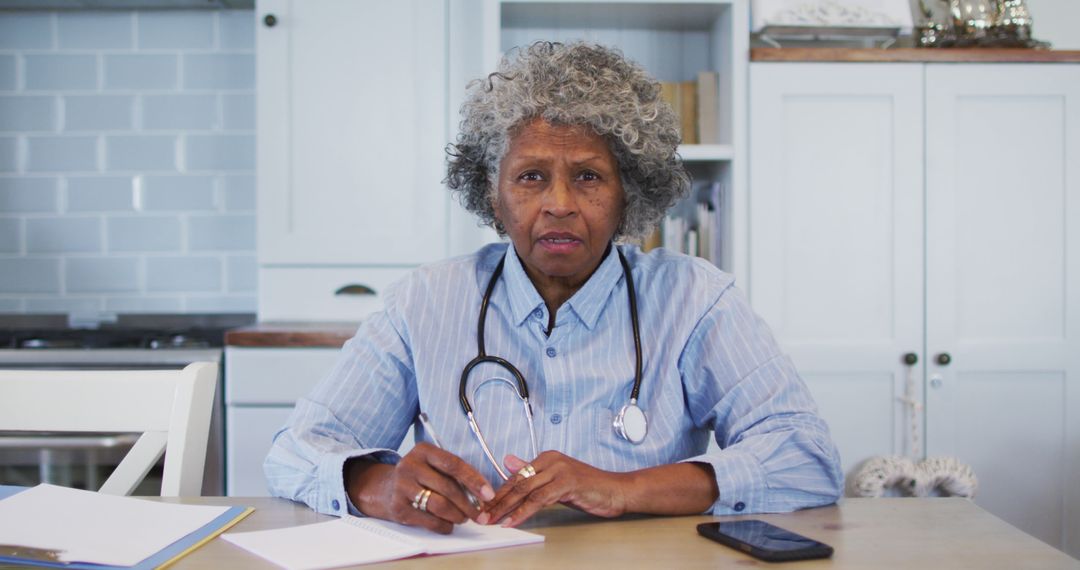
[677,284,843,515]
[263,284,419,516]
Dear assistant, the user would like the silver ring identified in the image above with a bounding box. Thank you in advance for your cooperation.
[411,488,432,512]
[520,464,537,479]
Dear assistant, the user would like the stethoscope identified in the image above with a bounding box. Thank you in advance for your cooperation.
[458,246,647,481]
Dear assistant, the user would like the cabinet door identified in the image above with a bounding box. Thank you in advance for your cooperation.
[925,64,1080,553]
[749,63,925,480]
[257,0,448,265]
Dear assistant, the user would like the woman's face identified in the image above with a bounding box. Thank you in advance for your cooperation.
[493,119,624,288]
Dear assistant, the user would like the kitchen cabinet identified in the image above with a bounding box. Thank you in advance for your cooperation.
[255,0,450,320]
[224,345,416,496]
[225,347,338,496]
[749,61,1079,554]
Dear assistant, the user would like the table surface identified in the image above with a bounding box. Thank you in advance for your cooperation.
[149,497,1080,569]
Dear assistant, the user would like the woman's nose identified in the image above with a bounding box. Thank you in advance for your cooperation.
[543,178,576,217]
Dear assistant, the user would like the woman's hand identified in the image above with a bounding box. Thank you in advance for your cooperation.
[345,443,496,534]
[481,451,630,527]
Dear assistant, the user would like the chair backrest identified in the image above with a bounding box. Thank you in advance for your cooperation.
[0,362,217,497]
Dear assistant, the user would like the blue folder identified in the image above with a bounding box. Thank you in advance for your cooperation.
[0,485,253,570]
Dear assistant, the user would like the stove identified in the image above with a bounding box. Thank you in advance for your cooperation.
[0,313,255,494]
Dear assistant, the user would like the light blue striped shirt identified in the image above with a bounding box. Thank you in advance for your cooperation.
[265,242,843,517]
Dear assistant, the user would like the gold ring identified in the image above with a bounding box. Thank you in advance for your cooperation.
[411,488,432,512]
[520,464,537,479]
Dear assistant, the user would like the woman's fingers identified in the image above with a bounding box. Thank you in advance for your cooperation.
[482,454,557,524]
[393,443,495,529]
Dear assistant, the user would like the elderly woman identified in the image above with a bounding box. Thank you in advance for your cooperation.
[265,42,842,534]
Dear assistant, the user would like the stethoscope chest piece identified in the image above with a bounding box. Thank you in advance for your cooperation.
[613,401,647,444]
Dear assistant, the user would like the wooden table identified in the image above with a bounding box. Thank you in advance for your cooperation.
[154,497,1079,569]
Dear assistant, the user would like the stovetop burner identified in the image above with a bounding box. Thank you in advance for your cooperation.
[0,313,255,350]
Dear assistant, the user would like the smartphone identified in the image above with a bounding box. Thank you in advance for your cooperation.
[696,520,834,562]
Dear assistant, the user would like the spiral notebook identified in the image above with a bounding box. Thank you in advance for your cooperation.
[222,515,544,570]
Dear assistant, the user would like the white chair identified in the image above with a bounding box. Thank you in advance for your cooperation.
[0,362,217,497]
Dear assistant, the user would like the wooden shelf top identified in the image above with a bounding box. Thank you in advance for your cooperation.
[751,48,1080,63]
[226,322,358,348]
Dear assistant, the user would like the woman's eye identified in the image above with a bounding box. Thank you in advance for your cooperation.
[518,171,544,182]
[578,170,600,182]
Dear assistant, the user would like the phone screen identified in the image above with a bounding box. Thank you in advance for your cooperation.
[697,520,833,562]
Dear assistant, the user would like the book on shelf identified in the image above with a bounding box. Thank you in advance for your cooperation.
[659,72,721,146]
[638,182,725,270]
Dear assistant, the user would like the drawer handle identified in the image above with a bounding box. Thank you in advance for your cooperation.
[334,284,376,296]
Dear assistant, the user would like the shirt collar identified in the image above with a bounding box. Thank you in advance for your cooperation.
[500,242,625,330]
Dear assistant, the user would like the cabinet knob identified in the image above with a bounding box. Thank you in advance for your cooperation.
[263,13,278,27]
[902,352,918,366]
[930,375,944,389]
[936,352,952,366]
[334,284,376,296]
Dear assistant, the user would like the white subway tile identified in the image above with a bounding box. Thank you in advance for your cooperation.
[66,257,140,293]
[0,258,60,293]
[146,255,221,292]
[218,11,255,50]
[185,134,253,171]
[107,215,182,252]
[0,13,53,50]
[221,174,254,211]
[188,213,254,251]
[58,12,134,49]
[226,254,256,292]
[0,218,20,253]
[143,94,218,130]
[106,135,177,171]
[25,55,98,91]
[25,297,102,313]
[0,178,59,212]
[143,174,215,210]
[67,176,135,212]
[0,56,17,91]
[27,136,98,172]
[185,294,255,313]
[64,95,135,132]
[104,54,178,91]
[0,96,57,132]
[0,138,14,172]
[183,54,254,90]
[26,216,102,253]
[105,295,183,312]
[138,11,214,49]
[221,93,254,130]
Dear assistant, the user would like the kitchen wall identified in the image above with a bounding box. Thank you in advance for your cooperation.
[0,9,256,314]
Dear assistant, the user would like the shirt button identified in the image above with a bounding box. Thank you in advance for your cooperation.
[733,501,745,512]
[533,309,543,319]
[545,347,557,358]
[550,413,562,424]
[331,499,340,511]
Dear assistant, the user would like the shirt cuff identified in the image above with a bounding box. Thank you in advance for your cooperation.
[317,448,401,517]
[680,448,766,515]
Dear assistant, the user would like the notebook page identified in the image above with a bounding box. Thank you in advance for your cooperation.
[223,519,423,570]
[355,518,545,555]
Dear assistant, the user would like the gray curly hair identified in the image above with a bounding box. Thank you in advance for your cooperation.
[445,41,691,240]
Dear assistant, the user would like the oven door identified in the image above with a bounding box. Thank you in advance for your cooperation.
[0,349,225,495]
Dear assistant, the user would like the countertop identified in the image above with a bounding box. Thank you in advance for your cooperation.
[225,322,357,348]
[751,47,1080,63]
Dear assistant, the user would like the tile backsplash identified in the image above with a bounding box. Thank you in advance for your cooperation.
[0,9,256,314]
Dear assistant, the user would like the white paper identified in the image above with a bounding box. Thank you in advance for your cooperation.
[0,484,229,566]
[223,516,544,570]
